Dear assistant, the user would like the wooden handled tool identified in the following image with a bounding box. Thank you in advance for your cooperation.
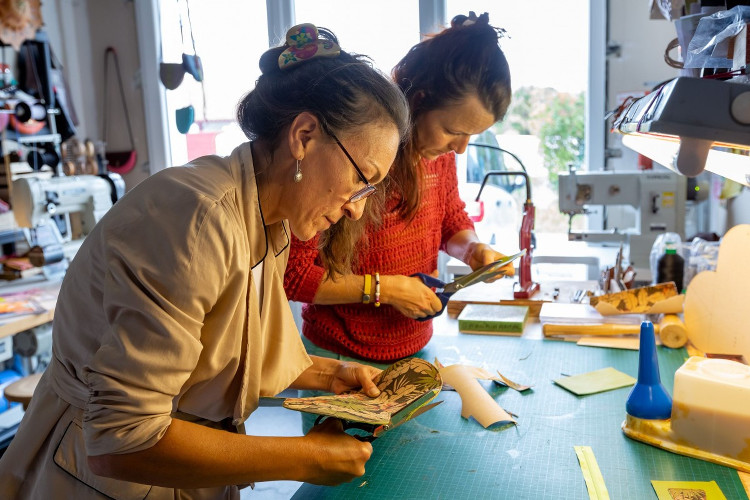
[657,314,688,348]
[543,314,687,348]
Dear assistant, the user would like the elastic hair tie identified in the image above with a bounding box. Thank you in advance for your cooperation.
[278,23,341,70]
[451,11,480,28]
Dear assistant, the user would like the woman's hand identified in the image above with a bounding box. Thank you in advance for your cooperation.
[302,418,373,485]
[380,274,444,319]
[293,357,381,394]
[328,361,382,397]
[466,243,515,280]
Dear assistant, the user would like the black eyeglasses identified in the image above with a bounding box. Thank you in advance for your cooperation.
[323,125,376,203]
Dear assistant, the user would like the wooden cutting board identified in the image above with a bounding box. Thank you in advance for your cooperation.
[446,278,597,319]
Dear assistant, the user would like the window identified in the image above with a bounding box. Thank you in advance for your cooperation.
[294,0,420,75]
[156,0,593,235]
[447,0,589,234]
[160,0,269,165]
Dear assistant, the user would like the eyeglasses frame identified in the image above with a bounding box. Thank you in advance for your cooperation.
[321,123,376,203]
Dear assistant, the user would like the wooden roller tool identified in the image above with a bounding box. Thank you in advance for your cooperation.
[543,314,688,348]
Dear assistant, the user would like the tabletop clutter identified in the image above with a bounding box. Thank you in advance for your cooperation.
[432,225,750,498]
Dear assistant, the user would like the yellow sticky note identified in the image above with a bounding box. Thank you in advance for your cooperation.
[651,480,726,500]
[554,367,635,396]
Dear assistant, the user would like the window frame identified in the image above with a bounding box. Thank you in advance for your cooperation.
[138,0,604,178]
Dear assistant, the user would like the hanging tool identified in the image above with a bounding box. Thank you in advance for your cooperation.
[475,166,539,299]
[102,47,137,174]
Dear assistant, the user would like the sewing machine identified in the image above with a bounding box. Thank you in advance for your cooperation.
[11,174,124,270]
[558,169,686,281]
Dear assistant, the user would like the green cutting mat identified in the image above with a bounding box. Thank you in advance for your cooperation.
[293,335,748,500]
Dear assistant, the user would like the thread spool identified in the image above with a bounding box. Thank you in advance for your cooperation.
[14,101,47,123]
[26,149,60,170]
[658,314,688,349]
[657,247,685,293]
[63,161,77,176]
[84,139,96,159]
[85,158,99,175]
[28,244,65,267]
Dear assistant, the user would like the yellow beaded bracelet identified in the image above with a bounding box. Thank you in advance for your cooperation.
[374,272,381,307]
[362,274,372,304]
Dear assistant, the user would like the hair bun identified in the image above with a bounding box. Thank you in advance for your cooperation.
[259,46,285,75]
[450,11,489,28]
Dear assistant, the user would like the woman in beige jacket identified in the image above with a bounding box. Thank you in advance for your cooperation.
[0,24,409,499]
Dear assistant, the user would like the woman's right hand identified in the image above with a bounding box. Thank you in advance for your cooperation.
[302,418,373,485]
[380,274,444,319]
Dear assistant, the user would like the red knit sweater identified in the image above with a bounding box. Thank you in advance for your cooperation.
[284,153,474,362]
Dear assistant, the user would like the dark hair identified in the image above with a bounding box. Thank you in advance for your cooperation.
[238,28,410,150]
[390,12,511,220]
[237,26,410,276]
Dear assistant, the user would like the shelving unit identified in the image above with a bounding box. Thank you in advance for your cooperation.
[1,30,65,207]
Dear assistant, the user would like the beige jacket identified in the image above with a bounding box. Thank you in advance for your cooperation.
[0,143,311,499]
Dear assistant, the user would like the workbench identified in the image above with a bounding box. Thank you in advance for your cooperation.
[293,330,749,499]
[0,276,60,340]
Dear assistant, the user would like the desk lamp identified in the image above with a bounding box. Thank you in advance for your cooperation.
[476,167,539,299]
[612,77,750,187]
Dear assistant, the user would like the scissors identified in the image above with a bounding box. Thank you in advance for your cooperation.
[314,400,444,442]
[411,249,526,321]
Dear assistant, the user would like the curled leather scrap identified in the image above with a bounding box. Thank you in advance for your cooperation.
[278,23,340,70]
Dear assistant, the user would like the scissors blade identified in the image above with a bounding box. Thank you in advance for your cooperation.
[372,400,444,437]
[442,249,527,293]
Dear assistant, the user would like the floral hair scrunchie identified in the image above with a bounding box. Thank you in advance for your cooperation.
[278,23,341,70]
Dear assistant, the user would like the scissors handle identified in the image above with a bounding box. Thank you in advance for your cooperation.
[314,415,377,442]
[411,273,452,321]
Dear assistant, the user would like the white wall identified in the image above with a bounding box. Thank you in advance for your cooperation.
[41,0,150,190]
[604,1,748,236]
[607,1,678,172]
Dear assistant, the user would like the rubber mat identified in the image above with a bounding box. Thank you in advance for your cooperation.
[293,335,748,500]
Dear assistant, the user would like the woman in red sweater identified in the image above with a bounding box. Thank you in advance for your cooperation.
[284,12,513,364]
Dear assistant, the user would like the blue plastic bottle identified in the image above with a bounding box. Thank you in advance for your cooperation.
[625,321,673,420]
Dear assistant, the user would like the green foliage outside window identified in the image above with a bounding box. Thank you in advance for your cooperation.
[495,86,585,187]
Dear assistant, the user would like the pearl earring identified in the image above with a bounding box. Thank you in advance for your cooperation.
[294,159,302,183]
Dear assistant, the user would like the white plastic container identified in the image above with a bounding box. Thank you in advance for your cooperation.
[671,356,750,462]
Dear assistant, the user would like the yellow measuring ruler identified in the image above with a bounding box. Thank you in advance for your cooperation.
[574,445,610,500]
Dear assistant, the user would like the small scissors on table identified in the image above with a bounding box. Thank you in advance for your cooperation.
[411,249,526,321]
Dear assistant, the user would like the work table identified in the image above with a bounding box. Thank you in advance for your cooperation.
[293,318,749,499]
[0,276,60,340]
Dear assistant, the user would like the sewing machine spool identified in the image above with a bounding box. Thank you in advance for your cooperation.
[622,356,750,473]
[28,244,64,266]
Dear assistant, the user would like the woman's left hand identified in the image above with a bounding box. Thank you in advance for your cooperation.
[467,243,515,279]
[329,361,382,397]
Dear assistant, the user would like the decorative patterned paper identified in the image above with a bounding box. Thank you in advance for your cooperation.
[590,282,684,315]
[282,357,442,426]
[651,480,727,500]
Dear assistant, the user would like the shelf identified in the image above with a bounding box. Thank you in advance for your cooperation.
[15,134,61,145]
